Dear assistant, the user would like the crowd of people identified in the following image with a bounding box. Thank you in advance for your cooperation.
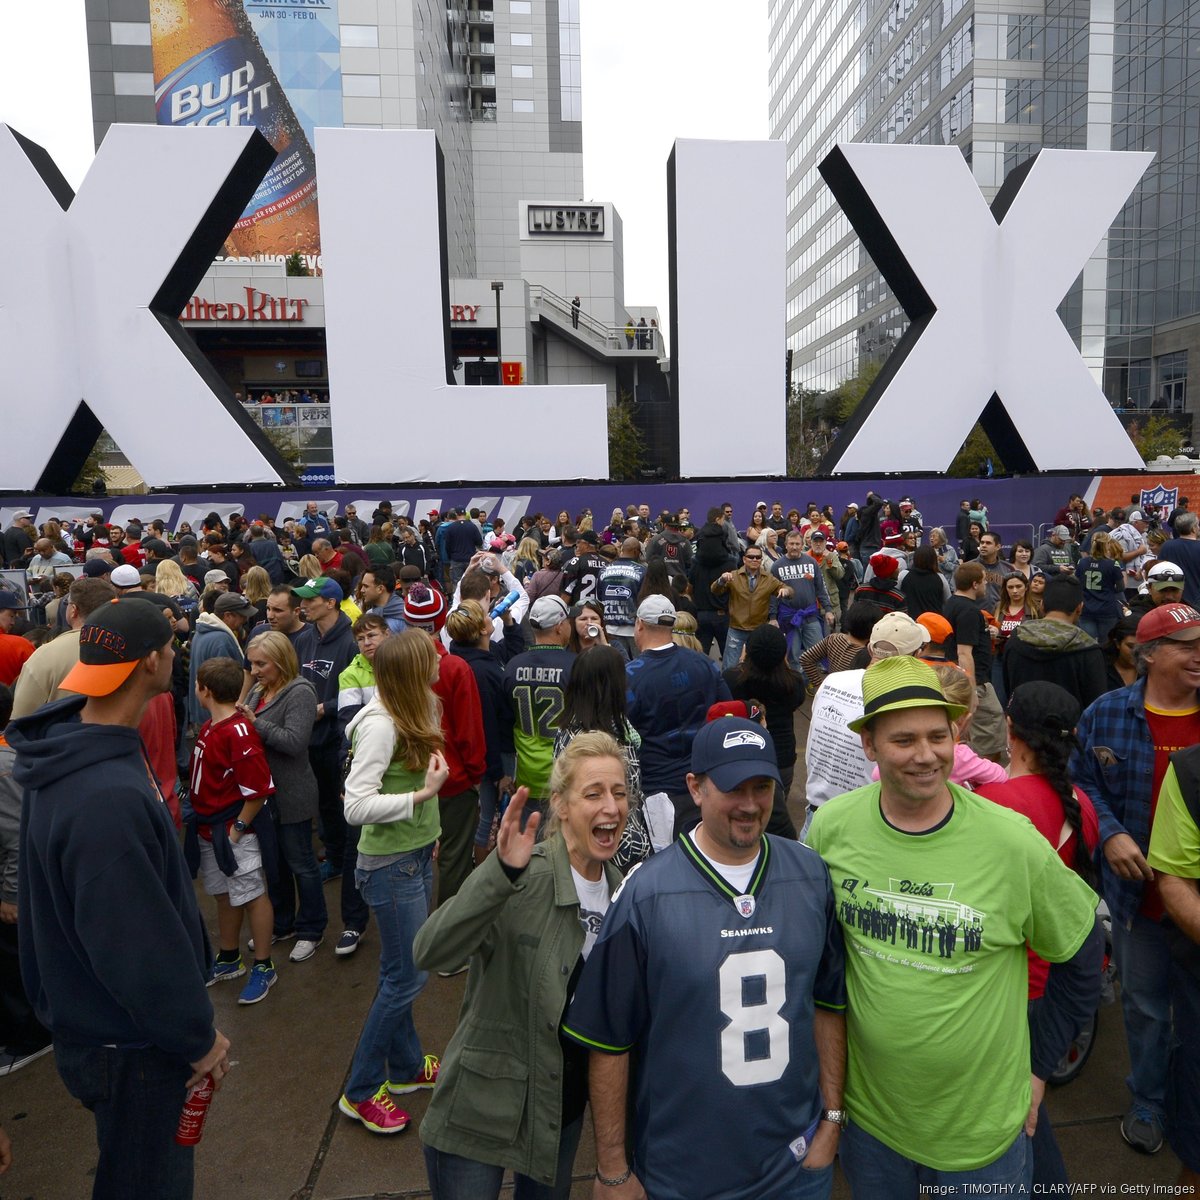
[2,485,1200,1199]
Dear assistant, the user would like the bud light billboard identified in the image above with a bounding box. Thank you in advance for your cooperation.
[150,0,342,273]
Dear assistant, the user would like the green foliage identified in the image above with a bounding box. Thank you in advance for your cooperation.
[785,388,828,477]
[827,359,882,424]
[264,426,305,469]
[1128,413,1187,462]
[284,252,309,277]
[69,432,110,494]
[608,393,644,480]
[947,425,1005,478]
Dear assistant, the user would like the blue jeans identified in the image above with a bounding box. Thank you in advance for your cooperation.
[270,818,328,940]
[841,1121,1032,1199]
[423,1114,584,1200]
[1111,912,1171,1117]
[784,617,824,680]
[346,845,434,1102]
[475,753,516,848]
[1079,615,1118,645]
[723,626,751,671]
[54,1039,194,1200]
[341,822,370,933]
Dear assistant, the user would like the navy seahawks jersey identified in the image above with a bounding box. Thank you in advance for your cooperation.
[597,560,646,630]
[564,834,845,1200]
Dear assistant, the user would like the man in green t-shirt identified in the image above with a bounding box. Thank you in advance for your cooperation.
[807,656,1102,1196]
[1146,747,1200,1190]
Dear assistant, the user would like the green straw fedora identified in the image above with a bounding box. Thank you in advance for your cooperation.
[848,655,968,733]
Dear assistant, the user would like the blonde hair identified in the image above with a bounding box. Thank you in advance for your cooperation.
[516,537,541,568]
[155,558,190,597]
[670,610,704,652]
[445,598,490,646]
[246,630,300,688]
[545,730,627,839]
[372,631,444,769]
[297,553,322,579]
[1088,530,1117,561]
[242,565,271,604]
[933,662,976,712]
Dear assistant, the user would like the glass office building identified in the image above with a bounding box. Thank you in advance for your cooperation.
[771,0,1198,427]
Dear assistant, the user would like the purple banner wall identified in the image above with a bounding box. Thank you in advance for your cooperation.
[0,476,1109,540]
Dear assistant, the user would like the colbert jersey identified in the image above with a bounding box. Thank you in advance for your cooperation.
[561,552,608,604]
[564,834,845,1200]
[190,713,274,838]
[597,560,646,632]
[502,645,575,799]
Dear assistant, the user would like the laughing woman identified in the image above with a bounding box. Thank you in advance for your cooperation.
[416,732,629,1199]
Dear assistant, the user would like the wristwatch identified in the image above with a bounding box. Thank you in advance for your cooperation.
[232,819,248,834]
[822,1108,849,1129]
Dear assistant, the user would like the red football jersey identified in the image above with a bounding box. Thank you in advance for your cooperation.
[189,714,274,839]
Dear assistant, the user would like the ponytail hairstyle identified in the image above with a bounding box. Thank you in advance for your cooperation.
[1006,682,1096,888]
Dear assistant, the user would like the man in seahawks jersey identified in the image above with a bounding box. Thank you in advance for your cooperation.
[597,539,646,656]
[564,718,846,1200]
[559,530,608,606]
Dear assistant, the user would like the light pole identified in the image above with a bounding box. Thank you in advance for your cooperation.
[491,280,504,384]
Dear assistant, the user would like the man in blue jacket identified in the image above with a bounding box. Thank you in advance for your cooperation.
[1072,602,1200,1155]
[10,598,230,1199]
[625,596,731,839]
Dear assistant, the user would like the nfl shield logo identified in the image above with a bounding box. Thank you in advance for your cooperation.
[735,894,756,919]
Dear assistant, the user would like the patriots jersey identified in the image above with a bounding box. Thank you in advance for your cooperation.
[564,834,845,1200]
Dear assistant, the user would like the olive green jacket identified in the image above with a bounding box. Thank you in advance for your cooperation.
[414,837,620,1184]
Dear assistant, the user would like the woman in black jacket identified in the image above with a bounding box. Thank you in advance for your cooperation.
[445,599,521,864]
[901,545,947,618]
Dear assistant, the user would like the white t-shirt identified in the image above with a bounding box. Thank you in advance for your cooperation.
[686,828,760,893]
[571,867,612,960]
[804,668,873,809]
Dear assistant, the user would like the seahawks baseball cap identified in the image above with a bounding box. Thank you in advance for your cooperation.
[60,597,173,697]
[691,717,781,791]
[293,576,343,601]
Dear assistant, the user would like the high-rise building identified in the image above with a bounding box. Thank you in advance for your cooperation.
[86,0,584,279]
[770,0,1198,434]
[84,0,667,484]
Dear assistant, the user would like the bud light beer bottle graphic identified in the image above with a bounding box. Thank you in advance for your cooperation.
[150,0,322,265]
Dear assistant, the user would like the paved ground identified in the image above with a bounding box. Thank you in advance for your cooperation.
[1,703,1188,1198]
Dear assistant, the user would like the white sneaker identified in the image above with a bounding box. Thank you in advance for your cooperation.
[289,937,323,963]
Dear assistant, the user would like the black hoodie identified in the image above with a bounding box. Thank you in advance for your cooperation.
[10,696,214,1061]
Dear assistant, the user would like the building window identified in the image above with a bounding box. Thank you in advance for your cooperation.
[113,72,153,96]
[511,32,533,46]
[340,25,379,48]
[513,99,535,112]
[512,64,534,78]
[110,21,151,46]
[343,75,382,98]
[1157,350,1188,413]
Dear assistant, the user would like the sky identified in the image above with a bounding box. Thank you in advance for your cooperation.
[0,1,768,323]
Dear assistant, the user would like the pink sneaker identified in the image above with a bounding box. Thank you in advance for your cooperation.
[388,1053,440,1095]
[338,1086,410,1134]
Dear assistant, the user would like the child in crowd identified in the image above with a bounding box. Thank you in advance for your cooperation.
[191,657,278,1005]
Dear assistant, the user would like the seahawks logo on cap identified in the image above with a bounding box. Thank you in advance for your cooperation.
[723,730,766,750]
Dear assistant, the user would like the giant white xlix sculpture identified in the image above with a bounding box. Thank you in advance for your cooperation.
[818,144,1151,474]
